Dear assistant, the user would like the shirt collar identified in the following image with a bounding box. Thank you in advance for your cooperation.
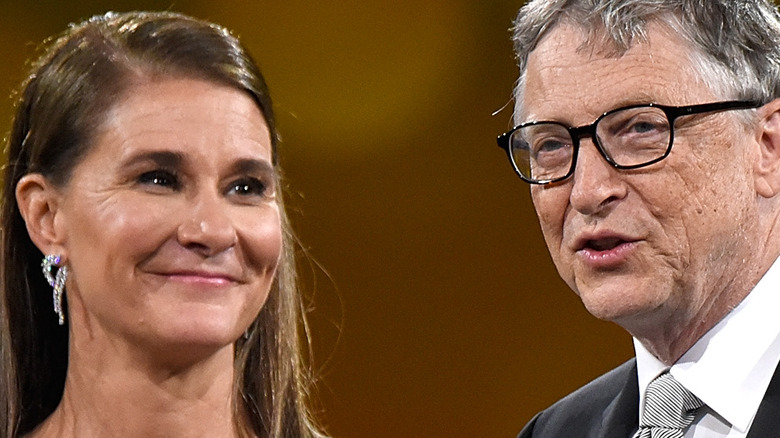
[634,256,780,432]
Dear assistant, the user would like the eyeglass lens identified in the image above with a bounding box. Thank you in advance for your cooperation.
[510,106,672,182]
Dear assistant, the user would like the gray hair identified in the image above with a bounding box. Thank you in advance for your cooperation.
[511,0,780,119]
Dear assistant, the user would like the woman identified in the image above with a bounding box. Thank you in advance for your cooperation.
[0,11,327,438]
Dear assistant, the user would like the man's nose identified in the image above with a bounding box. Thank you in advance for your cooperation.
[568,138,628,216]
[177,192,237,256]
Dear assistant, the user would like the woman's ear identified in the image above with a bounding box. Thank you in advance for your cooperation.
[753,99,780,198]
[16,174,67,256]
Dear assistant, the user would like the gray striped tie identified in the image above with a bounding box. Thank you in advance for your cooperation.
[633,373,704,438]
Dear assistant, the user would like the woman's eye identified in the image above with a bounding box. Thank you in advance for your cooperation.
[228,178,273,199]
[137,170,179,190]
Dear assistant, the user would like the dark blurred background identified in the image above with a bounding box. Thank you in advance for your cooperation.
[0,1,633,437]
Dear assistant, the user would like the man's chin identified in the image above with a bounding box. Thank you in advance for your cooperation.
[578,287,667,326]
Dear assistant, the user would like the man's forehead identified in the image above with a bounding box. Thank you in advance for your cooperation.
[517,22,705,124]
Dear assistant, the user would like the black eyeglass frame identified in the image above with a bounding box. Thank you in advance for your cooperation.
[496,100,764,185]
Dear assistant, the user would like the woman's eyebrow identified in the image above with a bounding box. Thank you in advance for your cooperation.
[122,150,185,168]
[229,158,274,175]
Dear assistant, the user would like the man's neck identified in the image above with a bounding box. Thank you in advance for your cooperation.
[629,262,769,365]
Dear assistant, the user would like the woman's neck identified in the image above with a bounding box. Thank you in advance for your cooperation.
[27,340,240,438]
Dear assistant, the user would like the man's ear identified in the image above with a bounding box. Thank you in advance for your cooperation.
[15,174,67,256]
[753,99,780,198]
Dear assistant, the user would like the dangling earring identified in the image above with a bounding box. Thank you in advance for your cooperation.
[41,254,68,325]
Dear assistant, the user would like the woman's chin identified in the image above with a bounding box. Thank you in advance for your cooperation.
[128,318,247,366]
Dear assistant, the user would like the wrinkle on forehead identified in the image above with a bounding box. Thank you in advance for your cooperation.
[520,25,707,127]
[516,20,705,125]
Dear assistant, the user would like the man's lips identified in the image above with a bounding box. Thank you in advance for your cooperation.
[574,232,639,252]
[582,237,627,251]
[570,230,642,268]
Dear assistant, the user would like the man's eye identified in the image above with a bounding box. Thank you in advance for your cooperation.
[535,139,568,153]
[626,120,665,134]
[138,170,179,189]
[608,111,668,137]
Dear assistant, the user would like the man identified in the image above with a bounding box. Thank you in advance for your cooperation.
[498,1,780,437]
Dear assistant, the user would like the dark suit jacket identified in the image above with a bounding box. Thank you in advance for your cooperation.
[518,358,780,438]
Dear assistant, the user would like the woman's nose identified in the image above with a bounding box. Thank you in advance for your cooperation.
[176,193,237,256]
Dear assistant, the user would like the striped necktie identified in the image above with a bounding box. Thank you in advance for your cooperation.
[633,373,704,438]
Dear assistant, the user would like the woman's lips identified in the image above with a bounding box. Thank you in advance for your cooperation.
[166,273,234,286]
[150,270,241,287]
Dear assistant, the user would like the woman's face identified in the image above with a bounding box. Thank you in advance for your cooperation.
[55,78,282,359]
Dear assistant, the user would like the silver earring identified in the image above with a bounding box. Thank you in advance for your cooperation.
[41,255,68,325]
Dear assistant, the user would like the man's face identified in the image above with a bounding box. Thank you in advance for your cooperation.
[522,23,761,337]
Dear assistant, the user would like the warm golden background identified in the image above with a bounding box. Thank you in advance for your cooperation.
[0,1,633,437]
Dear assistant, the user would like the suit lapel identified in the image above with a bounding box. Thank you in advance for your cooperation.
[600,359,640,438]
[746,359,780,437]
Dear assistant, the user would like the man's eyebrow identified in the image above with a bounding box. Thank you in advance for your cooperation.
[521,95,660,125]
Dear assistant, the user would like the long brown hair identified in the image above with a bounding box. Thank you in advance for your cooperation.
[0,11,325,438]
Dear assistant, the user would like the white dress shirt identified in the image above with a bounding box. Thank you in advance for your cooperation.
[634,256,780,437]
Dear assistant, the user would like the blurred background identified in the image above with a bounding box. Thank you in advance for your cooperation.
[0,1,633,437]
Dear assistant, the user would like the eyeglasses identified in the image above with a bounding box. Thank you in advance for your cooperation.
[496,100,763,185]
